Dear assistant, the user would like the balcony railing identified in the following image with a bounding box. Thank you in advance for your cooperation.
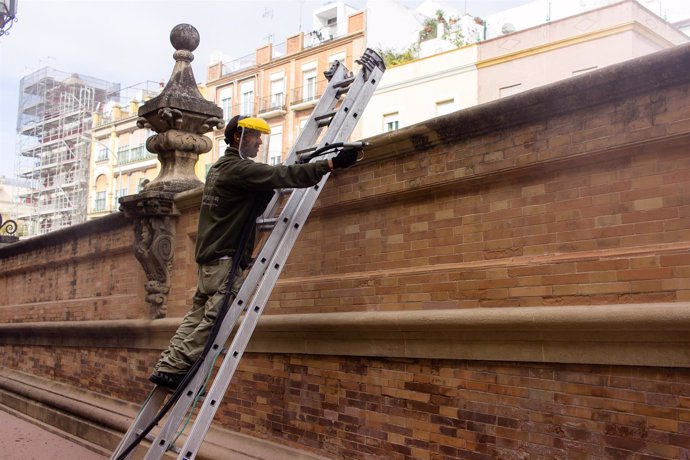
[221,52,256,77]
[257,93,286,115]
[116,145,156,165]
[290,81,323,107]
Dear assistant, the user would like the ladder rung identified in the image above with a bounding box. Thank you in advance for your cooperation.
[314,112,336,127]
[136,431,181,454]
[333,76,355,88]
[295,147,317,156]
[256,217,278,230]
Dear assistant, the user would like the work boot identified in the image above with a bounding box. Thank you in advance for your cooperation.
[149,370,185,390]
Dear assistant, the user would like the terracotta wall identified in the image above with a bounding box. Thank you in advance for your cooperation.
[1,44,690,459]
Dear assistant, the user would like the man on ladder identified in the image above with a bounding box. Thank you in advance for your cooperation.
[150,114,360,390]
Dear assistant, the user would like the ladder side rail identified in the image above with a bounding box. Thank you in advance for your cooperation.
[109,388,168,460]
[178,58,385,460]
[142,361,223,460]
[144,188,317,458]
[178,176,327,460]
[260,61,352,221]
[282,59,351,167]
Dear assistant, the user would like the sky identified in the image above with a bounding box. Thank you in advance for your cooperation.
[0,0,538,179]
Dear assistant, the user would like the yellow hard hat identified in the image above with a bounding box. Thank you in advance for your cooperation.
[238,117,270,134]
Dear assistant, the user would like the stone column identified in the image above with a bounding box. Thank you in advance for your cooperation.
[120,24,223,318]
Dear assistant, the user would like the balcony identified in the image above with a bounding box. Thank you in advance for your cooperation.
[116,145,156,166]
[220,52,256,78]
[257,93,287,118]
[289,82,322,111]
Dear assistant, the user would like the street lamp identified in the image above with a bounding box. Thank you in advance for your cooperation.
[0,0,17,37]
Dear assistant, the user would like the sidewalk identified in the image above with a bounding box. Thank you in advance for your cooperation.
[0,407,108,460]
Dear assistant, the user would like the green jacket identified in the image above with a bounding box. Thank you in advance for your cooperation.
[195,147,331,266]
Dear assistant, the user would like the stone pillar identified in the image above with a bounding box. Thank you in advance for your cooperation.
[120,24,224,319]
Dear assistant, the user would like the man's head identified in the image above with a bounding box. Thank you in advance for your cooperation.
[224,115,271,160]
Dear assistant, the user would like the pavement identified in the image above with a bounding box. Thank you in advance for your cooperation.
[0,407,108,460]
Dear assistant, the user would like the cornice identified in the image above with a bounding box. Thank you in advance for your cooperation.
[2,303,690,367]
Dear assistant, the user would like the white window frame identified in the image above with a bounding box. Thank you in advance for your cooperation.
[219,86,233,121]
[383,112,399,132]
[240,80,254,115]
[328,51,346,66]
[270,78,285,110]
[269,124,283,165]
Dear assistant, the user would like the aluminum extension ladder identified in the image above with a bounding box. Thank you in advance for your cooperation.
[111,48,385,460]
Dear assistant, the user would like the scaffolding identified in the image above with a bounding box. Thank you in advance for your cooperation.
[15,67,119,236]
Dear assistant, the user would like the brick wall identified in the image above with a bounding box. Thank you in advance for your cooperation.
[0,213,148,323]
[1,44,690,459]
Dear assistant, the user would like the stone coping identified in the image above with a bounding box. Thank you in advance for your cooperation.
[2,303,690,368]
[362,42,690,160]
[0,212,130,258]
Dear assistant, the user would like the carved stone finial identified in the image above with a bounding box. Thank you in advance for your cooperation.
[136,23,224,194]
[170,23,200,52]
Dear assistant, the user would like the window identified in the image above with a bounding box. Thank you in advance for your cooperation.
[499,83,522,98]
[137,178,148,192]
[270,78,285,110]
[117,145,130,164]
[303,69,317,102]
[93,191,106,212]
[216,137,227,159]
[329,51,346,67]
[94,174,108,212]
[114,187,128,207]
[268,124,283,165]
[240,80,254,115]
[96,147,109,162]
[219,86,232,121]
[435,99,457,116]
[383,112,399,132]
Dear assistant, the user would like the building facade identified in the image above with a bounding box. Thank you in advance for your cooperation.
[358,0,689,139]
[205,5,366,166]
[86,83,216,221]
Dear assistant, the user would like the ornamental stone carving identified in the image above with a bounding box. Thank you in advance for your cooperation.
[136,23,224,194]
[121,24,223,318]
[120,192,178,319]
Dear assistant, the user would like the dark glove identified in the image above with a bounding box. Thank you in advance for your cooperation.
[331,148,359,169]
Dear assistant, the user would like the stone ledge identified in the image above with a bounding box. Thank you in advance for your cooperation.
[0,367,327,460]
[2,303,690,367]
[0,212,130,259]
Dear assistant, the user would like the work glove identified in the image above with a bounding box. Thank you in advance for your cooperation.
[331,148,359,169]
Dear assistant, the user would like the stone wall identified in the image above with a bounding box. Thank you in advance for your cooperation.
[1,44,690,459]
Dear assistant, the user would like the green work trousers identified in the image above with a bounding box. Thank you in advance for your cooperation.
[155,258,244,374]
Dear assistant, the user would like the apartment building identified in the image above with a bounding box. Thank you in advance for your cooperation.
[205,2,367,166]
[359,0,689,138]
[86,83,213,220]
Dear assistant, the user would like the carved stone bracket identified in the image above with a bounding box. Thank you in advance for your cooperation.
[120,192,179,319]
